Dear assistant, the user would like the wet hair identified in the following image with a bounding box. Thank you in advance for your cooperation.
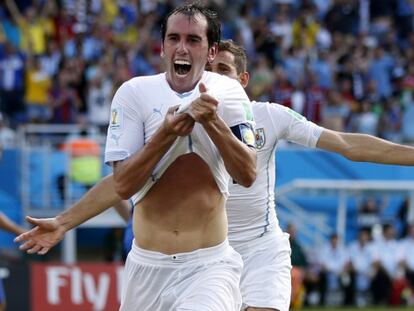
[160,1,221,48]
[218,40,247,75]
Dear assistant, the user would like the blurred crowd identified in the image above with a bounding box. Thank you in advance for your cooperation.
[1,0,414,144]
[288,222,414,308]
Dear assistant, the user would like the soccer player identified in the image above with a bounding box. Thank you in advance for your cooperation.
[207,39,414,311]
[15,3,256,311]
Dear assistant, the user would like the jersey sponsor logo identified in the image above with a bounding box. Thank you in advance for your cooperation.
[285,107,305,121]
[242,101,254,121]
[255,128,266,149]
[110,107,123,131]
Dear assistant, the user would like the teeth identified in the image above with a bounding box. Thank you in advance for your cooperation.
[174,60,191,65]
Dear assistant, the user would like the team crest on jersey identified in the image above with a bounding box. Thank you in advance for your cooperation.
[255,128,266,149]
[110,107,123,131]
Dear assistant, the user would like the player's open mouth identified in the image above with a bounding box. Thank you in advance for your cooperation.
[174,60,191,76]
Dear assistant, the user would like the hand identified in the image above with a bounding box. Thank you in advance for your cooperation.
[14,216,67,255]
[188,83,219,124]
[163,105,195,137]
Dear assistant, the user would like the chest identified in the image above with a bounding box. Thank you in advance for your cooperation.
[141,91,198,144]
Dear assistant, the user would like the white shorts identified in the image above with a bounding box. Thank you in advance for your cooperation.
[232,231,292,311]
[121,239,243,311]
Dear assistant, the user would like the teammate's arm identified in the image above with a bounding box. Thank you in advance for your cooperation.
[189,83,256,187]
[113,200,132,223]
[0,212,25,235]
[15,174,123,255]
[317,129,414,165]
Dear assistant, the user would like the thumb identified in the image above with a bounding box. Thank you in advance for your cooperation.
[26,216,56,230]
[199,82,207,93]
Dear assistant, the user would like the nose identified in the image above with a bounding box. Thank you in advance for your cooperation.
[177,40,188,54]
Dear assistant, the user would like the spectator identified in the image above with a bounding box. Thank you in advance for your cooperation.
[378,96,403,142]
[24,44,52,123]
[57,129,102,204]
[5,0,51,55]
[49,70,81,124]
[370,223,404,305]
[317,233,349,306]
[357,196,383,234]
[0,41,25,124]
[346,229,376,306]
[349,99,379,136]
[399,223,414,303]
[0,112,16,159]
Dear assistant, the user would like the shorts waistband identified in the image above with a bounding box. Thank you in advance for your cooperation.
[231,231,289,254]
[129,239,231,266]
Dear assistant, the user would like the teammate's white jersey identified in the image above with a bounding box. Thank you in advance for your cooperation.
[105,71,253,202]
[227,102,323,245]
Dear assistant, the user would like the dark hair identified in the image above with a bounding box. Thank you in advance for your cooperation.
[160,2,221,48]
[218,40,247,75]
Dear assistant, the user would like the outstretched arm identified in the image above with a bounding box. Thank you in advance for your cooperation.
[15,174,123,255]
[0,212,25,235]
[317,129,414,165]
[113,200,132,223]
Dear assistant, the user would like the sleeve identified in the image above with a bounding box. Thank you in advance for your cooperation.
[104,81,145,164]
[214,78,256,147]
[270,104,323,147]
[216,78,254,127]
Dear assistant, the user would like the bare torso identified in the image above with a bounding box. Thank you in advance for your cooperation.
[133,153,227,254]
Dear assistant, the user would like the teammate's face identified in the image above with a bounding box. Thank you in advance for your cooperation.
[206,50,239,80]
[206,50,249,88]
[162,13,217,93]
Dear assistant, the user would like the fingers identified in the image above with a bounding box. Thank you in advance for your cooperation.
[199,93,218,106]
[14,226,39,242]
[27,244,43,255]
[26,216,57,230]
[38,247,50,255]
[18,237,51,255]
[26,215,41,226]
[199,82,207,93]
[19,239,36,252]
[175,119,195,135]
[167,105,180,114]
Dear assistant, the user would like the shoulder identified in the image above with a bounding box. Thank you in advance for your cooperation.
[115,73,165,97]
[252,101,297,120]
[124,73,165,89]
[202,71,246,95]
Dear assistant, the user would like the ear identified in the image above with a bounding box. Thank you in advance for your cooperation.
[207,43,218,64]
[160,43,165,58]
[239,72,250,88]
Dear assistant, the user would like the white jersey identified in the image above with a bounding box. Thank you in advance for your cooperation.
[227,102,323,245]
[105,71,252,202]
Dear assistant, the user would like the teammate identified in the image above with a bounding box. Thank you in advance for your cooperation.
[207,39,414,311]
[15,4,256,311]
[0,212,25,311]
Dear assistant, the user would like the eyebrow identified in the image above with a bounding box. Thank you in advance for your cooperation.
[217,63,232,70]
[166,33,203,40]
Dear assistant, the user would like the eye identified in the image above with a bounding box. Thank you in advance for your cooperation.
[167,35,179,42]
[188,36,201,43]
